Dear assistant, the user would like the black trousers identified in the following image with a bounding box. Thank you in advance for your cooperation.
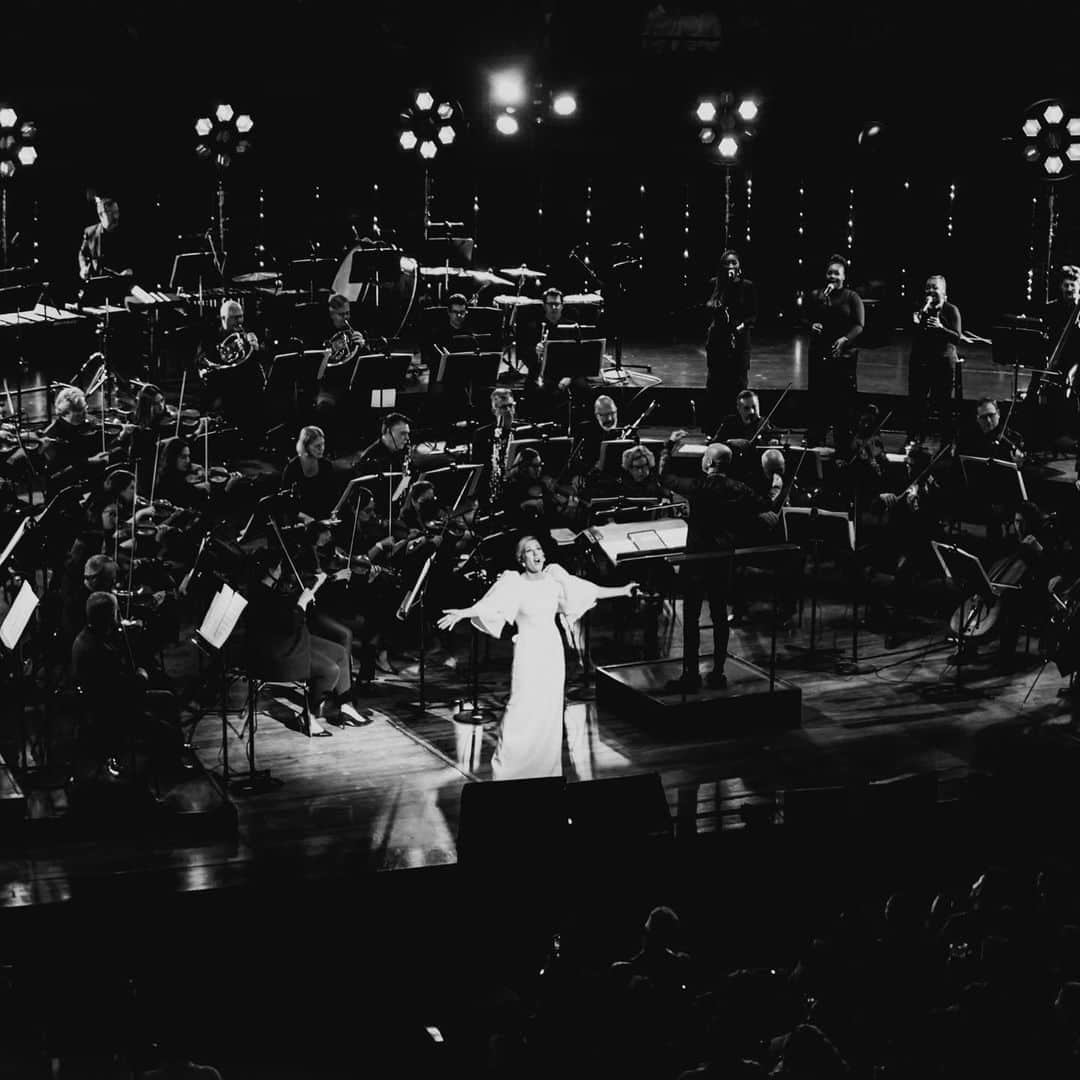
[705,337,750,433]
[806,351,858,450]
[681,573,731,675]
[908,355,953,434]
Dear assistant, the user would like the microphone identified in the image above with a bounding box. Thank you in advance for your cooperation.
[823,283,835,298]
[921,295,935,315]
[690,398,697,429]
[727,267,737,281]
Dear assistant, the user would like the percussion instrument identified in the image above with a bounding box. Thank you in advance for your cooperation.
[232,271,281,285]
[498,266,546,280]
[492,295,543,308]
[562,293,604,306]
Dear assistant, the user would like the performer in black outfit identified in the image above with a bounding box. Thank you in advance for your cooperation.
[705,250,758,431]
[659,433,778,692]
[281,425,341,522]
[570,394,621,477]
[908,274,963,440]
[713,389,780,483]
[78,190,135,282]
[806,254,864,450]
[957,398,1024,464]
[1046,265,1080,384]
[195,299,270,440]
[355,412,411,475]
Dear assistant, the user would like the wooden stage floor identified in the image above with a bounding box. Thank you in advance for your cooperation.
[2,583,1074,910]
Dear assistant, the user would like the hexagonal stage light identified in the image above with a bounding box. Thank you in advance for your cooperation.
[399,92,461,160]
[194,103,253,169]
[0,105,38,178]
[1019,97,1079,180]
[695,91,758,161]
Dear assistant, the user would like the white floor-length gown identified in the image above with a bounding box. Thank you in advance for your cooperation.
[471,564,599,780]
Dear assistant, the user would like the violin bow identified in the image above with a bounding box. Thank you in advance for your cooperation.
[125,464,138,618]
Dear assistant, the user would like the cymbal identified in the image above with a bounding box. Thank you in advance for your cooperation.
[468,270,513,286]
[499,266,546,280]
[232,271,281,284]
[563,292,604,305]
[419,266,472,278]
[492,294,543,307]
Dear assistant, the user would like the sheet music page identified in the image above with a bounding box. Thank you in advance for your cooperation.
[198,584,248,650]
[0,579,39,650]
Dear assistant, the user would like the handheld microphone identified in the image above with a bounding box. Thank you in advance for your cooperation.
[921,295,936,315]
[823,282,835,298]
[690,399,697,428]
[727,267,737,281]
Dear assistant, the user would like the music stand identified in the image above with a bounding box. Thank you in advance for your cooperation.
[169,252,217,293]
[782,504,854,658]
[541,338,605,386]
[507,436,573,477]
[991,323,1047,402]
[932,541,1022,677]
[349,351,413,396]
[396,551,438,713]
[958,455,1028,509]
[435,350,502,407]
[781,446,824,487]
[419,464,483,510]
[2,578,40,772]
[190,583,263,790]
[0,283,43,315]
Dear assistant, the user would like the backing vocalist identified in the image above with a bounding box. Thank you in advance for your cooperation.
[705,249,758,432]
[806,253,864,450]
[908,274,962,441]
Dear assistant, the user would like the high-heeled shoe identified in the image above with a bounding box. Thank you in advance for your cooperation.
[374,651,397,675]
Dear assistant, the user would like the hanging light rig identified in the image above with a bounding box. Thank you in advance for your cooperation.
[398,91,459,240]
[0,105,39,268]
[194,104,254,275]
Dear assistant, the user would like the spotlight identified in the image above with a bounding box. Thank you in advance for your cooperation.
[399,93,461,159]
[495,112,519,136]
[718,135,739,159]
[737,99,759,122]
[491,69,527,108]
[1019,98,1079,180]
[16,146,36,166]
[552,92,577,117]
[698,128,716,145]
[857,121,883,146]
[0,103,38,178]
[0,108,17,129]
[195,104,253,169]
[0,161,13,179]
[696,100,717,123]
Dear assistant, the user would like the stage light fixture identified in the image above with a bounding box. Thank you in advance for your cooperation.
[0,103,38,267]
[0,161,13,179]
[398,92,460,160]
[1019,97,1079,180]
[696,100,717,123]
[737,98,759,122]
[16,146,36,166]
[699,128,716,145]
[495,112,519,136]
[718,135,739,159]
[0,108,16,129]
[194,103,253,169]
[491,69,527,108]
[552,92,577,117]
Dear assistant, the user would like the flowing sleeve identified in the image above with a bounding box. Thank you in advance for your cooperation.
[470,571,522,638]
[546,563,600,621]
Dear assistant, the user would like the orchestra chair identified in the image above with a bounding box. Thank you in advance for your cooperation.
[242,674,315,739]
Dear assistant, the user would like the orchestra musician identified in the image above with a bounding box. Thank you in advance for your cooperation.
[42,387,112,481]
[908,274,963,441]
[713,390,780,483]
[195,299,268,437]
[422,292,469,371]
[705,250,758,431]
[617,444,667,501]
[355,411,411,476]
[571,394,622,478]
[1045,265,1080,455]
[282,425,341,523]
[806,254,865,451]
[78,190,134,282]
[471,388,519,505]
[313,294,367,437]
[659,434,778,692]
[516,287,570,386]
[958,398,1024,464]
[243,549,368,733]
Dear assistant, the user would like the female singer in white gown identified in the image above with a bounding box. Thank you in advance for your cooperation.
[438,536,637,780]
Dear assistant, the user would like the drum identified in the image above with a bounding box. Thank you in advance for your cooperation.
[332,242,418,340]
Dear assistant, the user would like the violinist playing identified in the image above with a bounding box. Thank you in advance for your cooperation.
[714,390,780,484]
[908,274,962,442]
[958,398,1024,465]
[40,387,114,485]
[1044,265,1080,458]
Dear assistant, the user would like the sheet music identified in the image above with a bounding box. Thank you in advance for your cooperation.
[197,584,247,650]
[0,579,38,650]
